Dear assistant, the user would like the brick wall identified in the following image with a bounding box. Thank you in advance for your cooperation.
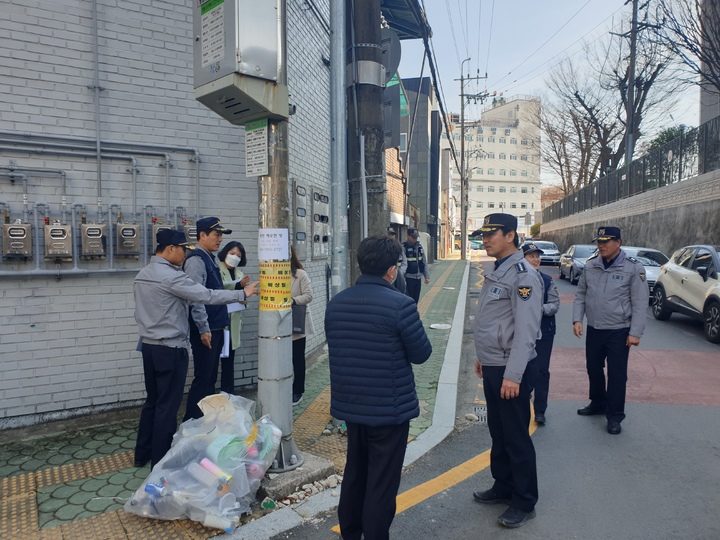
[0,0,331,427]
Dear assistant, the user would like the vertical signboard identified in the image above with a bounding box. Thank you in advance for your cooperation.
[245,119,269,177]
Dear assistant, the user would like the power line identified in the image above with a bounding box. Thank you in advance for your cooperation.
[484,0,495,78]
[444,0,462,70]
[489,0,593,89]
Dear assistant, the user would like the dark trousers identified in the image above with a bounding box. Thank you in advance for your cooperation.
[586,326,630,423]
[339,421,410,540]
[135,344,189,468]
[406,277,421,303]
[184,328,224,420]
[532,336,554,414]
[220,347,235,394]
[292,337,306,396]
[483,364,538,513]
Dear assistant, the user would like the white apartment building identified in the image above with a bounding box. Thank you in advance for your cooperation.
[442,96,541,235]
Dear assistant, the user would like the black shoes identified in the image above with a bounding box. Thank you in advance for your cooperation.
[133,458,149,468]
[534,413,546,424]
[498,507,536,528]
[292,394,303,406]
[472,489,512,505]
[577,404,606,416]
[607,421,622,435]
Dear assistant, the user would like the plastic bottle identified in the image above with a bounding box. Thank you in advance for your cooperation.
[202,513,235,533]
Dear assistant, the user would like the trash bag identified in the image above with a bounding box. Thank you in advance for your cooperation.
[124,393,282,533]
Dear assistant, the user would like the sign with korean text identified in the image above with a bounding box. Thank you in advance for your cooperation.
[245,118,269,177]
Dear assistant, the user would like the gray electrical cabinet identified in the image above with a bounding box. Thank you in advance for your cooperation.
[293,181,308,261]
[193,0,288,125]
[116,224,141,256]
[81,223,107,257]
[44,222,72,259]
[2,223,32,258]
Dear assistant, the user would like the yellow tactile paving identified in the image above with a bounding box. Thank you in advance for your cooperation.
[34,462,88,490]
[176,517,224,539]
[0,471,37,498]
[0,492,38,538]
[416,261,457,315]
[57,511,124,539]
[124,519,202,540]
[83,451,134,478]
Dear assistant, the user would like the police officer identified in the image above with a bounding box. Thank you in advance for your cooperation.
[522,243,560,425]
[472,214,542,529]
[402,227,429,303]
[388,227,407,294]
[573,226,648,435]
[133,229,258,468]
[183,217,234,421]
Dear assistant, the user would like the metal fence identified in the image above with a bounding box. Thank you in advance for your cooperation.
[542,115,720,223]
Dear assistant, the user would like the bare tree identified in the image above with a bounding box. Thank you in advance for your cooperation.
[655,0,720,93]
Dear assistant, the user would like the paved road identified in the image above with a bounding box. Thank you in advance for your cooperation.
[272,260,720,540]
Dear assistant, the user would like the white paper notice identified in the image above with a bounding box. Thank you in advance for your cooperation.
[258,229,289,261]
[245,119,269,177]
[227,302,245,313]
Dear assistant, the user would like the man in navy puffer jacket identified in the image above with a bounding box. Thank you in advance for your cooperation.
[326,234,432,540]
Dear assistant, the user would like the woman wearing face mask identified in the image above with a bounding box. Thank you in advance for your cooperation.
[217,241,251,394]
[290,245,314,406]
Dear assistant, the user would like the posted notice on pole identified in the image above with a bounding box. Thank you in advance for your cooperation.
[245,119,268,177]
[258,228,291,311]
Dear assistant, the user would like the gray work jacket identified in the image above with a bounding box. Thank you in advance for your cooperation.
[572,249,649,338]
[473,250,543,383]
[134,255,246,348]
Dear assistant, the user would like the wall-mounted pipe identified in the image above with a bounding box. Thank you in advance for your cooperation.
[72,204,85,270]
[127,157,139,223]
[143,205,154,266]
[32,202,47,270]
[0,268,138,278]
[90,0,103,211]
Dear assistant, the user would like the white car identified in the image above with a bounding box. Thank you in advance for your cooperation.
[652,245,720,343]
[524,241,561,265]
[620,247,669,297]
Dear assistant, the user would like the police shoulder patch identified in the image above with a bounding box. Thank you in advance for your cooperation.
[639,272,646,282]
[515,262,527,273]
[517,286,532,301]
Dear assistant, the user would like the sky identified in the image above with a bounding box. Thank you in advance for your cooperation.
[396,0,700,130]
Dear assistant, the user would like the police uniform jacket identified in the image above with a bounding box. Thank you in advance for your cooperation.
[325,275,432,426]
[134,255,247,349]
[539,271,560,338]
[184,246,229,333]
[572,249,648,337]
[473,250,543,383]
[403,241,430,280]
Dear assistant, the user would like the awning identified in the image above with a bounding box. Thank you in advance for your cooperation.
[381,0,432,40]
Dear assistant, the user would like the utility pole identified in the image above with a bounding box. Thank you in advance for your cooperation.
[346,0,386,284]
[625,0,638,166]
[456,61,487,261]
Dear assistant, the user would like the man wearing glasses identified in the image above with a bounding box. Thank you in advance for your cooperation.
[133,229,258,468]
[573,226,648,435]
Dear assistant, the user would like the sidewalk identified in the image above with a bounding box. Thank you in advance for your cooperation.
[0,257,470,540]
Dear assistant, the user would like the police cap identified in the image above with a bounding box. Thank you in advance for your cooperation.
[593,226,621,242]
[480,213,518,234]
[521,243,544,256]
[156,229,194,250]
[196,216,232,235]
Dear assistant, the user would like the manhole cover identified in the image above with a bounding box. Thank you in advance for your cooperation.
[429,323,451,330]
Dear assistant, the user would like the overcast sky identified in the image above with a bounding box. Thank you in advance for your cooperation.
[397,0,699,130]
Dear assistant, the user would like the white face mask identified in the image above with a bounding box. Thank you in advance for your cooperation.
[225,253,241,268]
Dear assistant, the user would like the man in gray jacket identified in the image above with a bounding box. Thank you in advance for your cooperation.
[133,229,258,468]
[573,226,648,435]
[472,213,543,529]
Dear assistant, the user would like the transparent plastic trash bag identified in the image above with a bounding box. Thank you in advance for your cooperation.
[124,393,282,533]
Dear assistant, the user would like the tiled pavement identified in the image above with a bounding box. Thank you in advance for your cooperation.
[0,258,467,539]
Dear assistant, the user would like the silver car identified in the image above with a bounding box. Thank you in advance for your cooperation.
[530,241,561,266]
[621,247,669,297]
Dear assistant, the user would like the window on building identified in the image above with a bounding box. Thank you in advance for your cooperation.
[476,168,483,174]
[499,169,507,176]
[476,201,483,208]
[531,203,535,208]
[488,186,495,192]
[521,187,528,193]
[510,154,517,160]
[499,153,506,159]
[454,134,460,140]
[478,127,484,134]
[487,136,496,143]
[521,170,528,176]
[487,168,494,175]
[510,202,517,209]
[488,202,495,208]
[476,185,483,192]
[400,133,407,152]
[521,139,529,145]
[510,170,517,177]
[478,135,483,142]
[486,152,495,159]
[499,137,506,144]
[499,186,506,193]
[441,133,447,140]
[505,129,511,136]
[466,135,473,141]
[521,203,528,209]
[531,187,535,194]
[491,127,497,134]
[510,138,517,144]
[520,154,528,161]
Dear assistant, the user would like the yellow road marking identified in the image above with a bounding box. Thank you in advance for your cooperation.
[331,417,538,533]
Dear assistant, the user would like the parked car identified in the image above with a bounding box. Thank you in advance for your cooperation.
[652,245,720,343]
[558,244,596,284]
[620,247,670,297]
[522,240,561,265]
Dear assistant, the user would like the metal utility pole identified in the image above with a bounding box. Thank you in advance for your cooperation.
[346,0,386,284]
[625,0,639,166]
[456,60,487,260]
